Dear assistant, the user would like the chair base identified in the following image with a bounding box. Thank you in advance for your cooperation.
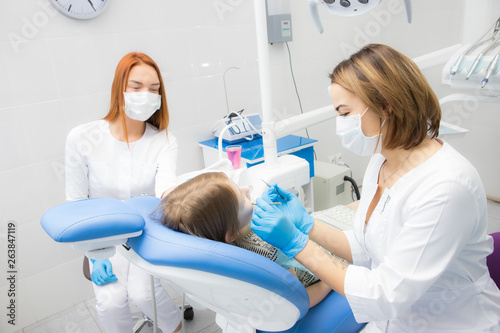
[183,305,194,321]
[132,313,154,333]
[131,305,194,333]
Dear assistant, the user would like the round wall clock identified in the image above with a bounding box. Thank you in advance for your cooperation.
[48,0,109,20]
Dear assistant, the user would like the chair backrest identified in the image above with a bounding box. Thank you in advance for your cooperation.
[487,231,500,289]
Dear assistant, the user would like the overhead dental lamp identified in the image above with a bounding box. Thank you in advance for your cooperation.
[308,0,413,33]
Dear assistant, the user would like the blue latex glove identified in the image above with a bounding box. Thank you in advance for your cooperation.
[251,198,309,258]
[90,259,118,286]
[262,184,315,234]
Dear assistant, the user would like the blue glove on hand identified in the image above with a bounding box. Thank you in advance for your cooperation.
[251,198,309,258]
[262,184,315,234]
[90,259,118,286]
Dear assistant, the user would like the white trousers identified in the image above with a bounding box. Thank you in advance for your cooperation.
[90,251,182,333]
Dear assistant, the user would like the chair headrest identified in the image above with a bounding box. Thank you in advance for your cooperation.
[40,198,145,242]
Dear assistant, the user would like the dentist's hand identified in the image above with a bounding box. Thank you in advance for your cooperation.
[251,198,308,258]
[262,184,315,234]
[90,259,118,286]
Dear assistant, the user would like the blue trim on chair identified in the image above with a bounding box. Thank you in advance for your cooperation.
[258,291,366,333]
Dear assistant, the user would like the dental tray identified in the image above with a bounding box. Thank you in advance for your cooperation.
[443,44,500,92]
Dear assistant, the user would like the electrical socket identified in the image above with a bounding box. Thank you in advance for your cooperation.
[328,153,342,165]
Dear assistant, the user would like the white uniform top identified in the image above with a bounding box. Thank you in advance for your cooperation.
[65,119,178,201]
[343,140,500,332]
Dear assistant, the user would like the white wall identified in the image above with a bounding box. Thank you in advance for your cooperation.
[1,0,497,331]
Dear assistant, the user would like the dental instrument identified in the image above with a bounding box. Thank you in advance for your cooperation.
[212,66,262,148]
[450,17,500,77]
[465,39,500,80]
[482,49,500,87]
[213,111,263,163]
[262,178,287,201]
[252,201,281,205]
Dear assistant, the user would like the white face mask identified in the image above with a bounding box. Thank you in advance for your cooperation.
[336,107,384,156]
[123,91,161,121]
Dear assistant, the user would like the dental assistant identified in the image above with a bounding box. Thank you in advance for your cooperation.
[251,44,500,332]
[65,53,182,333]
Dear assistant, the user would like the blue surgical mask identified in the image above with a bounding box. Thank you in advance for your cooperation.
[336,107,384,156]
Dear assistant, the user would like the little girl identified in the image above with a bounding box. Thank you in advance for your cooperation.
[157,172,332,308]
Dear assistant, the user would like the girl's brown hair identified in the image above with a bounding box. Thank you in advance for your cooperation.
[330,44,441,150]
[158,172,240,243]
[103,52,169,144]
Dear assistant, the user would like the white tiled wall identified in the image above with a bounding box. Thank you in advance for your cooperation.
[1,0,498,332]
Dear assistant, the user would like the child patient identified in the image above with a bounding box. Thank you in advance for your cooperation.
[157,172,331,308]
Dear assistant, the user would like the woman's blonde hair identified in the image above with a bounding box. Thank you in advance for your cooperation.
[329,44,441,150]
[103,52,169,144]
[158,172,240,243]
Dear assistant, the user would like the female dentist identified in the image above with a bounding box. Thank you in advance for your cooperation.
[65,53,183,333]
[251,44,500,332]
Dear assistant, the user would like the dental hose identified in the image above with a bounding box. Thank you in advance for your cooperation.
[344,175,361,201]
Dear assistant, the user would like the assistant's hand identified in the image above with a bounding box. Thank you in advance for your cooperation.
[251,198,308,258]
[90,259,118,286]
[262,184,315,234]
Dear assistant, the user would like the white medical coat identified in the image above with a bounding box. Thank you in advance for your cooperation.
[343,140,500,332]
[65,119,178,200]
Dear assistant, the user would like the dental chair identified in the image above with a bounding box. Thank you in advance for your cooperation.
[41,196,364,333]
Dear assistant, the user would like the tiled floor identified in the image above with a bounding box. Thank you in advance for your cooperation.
[18,200,500,333]
[22,292,222,333]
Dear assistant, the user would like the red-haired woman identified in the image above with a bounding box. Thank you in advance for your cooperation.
[65,53,182,332]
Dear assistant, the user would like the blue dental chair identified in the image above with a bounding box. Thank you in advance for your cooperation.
[41,196,364,333]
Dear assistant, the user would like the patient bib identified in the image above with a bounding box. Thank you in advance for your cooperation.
[235,231,319,288]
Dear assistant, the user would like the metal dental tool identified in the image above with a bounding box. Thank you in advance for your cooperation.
[482,49,500,88]
[451,40,490,77]
[466,39,500,80]
[261,179,287,201]
[252,201,281,205]
[450,17,500,77]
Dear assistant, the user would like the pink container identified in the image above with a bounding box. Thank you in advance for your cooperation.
[226,145,242,169]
